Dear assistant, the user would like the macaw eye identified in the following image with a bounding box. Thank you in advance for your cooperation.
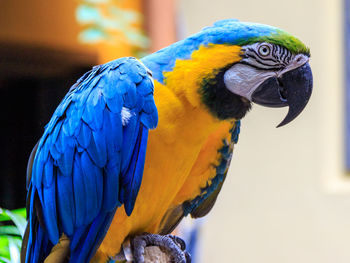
[258,44,271,56]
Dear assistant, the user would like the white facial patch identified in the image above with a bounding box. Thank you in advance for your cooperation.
[121,107,133,126]
[224,53,309,100]
[224,63,275,100]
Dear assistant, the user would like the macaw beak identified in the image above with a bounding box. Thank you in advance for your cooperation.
[251,62,313,127]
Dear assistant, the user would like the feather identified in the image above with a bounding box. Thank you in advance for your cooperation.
[103,109,123,154]
[75,85,94,109]
[49,144,61,161]
[42,156,54,188]
[99,70,121,99]
[142,98,157,114]
[54,129,67,154]
[103,157,121,211]
[216,160,228,175]
[137,77,153,96]
[82,88,105,131]
[49,120,63,146]
[57,144,75,176]
[105,92,123,114]
[32,150,46,188]
[120,115,140,173]
[70,226,87,251]
[140,110,158,129]
[86,130,107,168]
[123,126,148,215]
[63,105,81,137]
[41,185,59,243]
[123,80,138,108]
[125,66,143,84]
[81,151,101,220]
[56,169,75,236]
[118,62,129,74]
[76,122,92,149]
[135,63,148,77]
[73,154,87,227]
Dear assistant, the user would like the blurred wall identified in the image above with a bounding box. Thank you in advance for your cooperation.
[0,0,83,51]
[179,0,350,262]
[0,0,144,63]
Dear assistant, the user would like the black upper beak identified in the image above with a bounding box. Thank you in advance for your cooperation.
[251,62,313,127]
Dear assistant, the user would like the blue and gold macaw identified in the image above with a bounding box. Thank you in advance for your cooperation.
[22,19,312,263]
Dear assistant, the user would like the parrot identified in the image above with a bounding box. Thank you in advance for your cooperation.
[21,19,313,263]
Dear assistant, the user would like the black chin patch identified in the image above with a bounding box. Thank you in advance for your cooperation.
[199,66,252,120]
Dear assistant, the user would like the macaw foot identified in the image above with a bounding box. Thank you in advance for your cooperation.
[131,233,191,263]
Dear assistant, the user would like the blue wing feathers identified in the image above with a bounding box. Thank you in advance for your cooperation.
[49,119,63,147]
[48,144,60,162]
[142,98,157,114]
[41,185,59,243]
[42,156,54,188]
[119,123,142,210]
[101,71,121,99]
[140,110,158,129]
[73,153,87,227]
[57,144,75,176]
[81,151,101,218]
[137,77,153,96]
[27,224,51,263]
[33,151,46,187]
[63,106,80,137]
[76,122,92,149]
[105,92,123,113]
[103,110,123,153]
[70,225,86,251]
[124,85,138,108]
[70,209,117,263]
[121,115,140,173]
[120,62,144,84]
[102,160,121,211]
[86,131,107,168]
[56,170,75,236]
[123,125,149,216]
[26,57,158,262]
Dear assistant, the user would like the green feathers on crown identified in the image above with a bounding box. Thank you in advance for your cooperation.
[238,29,310,55]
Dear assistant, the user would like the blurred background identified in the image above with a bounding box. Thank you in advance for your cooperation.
[0,0,349,262]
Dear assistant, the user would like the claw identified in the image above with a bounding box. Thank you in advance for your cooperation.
[185,251,192,263]
[168,235,186,251]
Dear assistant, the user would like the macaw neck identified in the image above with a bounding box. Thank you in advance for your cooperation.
[142,43,243,110]
[142,43,245,144]
[151,79,230,146]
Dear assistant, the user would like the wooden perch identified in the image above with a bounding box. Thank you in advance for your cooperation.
[143,246,171,263]
[112,241,173,263]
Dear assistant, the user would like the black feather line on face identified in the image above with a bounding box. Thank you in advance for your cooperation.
[199,65,252,120]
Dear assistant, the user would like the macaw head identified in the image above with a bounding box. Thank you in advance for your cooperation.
[216,21,312,127]
[142,19,313,127]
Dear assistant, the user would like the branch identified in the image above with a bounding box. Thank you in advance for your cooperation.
[113,240,172,263]
[143,246,171,263]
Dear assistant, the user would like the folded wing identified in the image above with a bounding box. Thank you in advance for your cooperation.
[23,57,158,263]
